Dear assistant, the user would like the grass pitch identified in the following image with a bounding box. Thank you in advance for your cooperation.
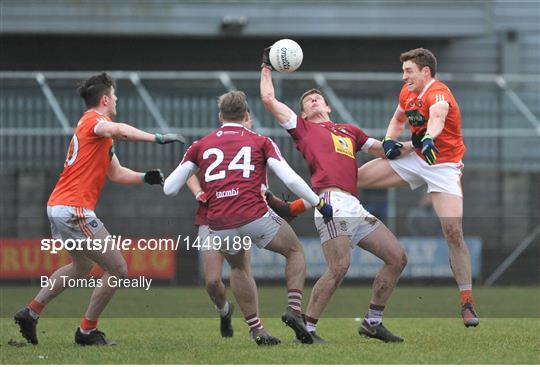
[1,286,539,364]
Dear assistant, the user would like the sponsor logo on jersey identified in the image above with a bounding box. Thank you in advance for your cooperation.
[405,109,427,127]
[216,187,240,199]
[331,133,354,159]
[216,131,223,137]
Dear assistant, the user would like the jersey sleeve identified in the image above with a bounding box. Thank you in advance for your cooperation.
[348,124,369,152]
[286,115,307,143]
[263,137,284,162]
[80,114,109,139]
[180,140,200,165]
[425,87,453,109]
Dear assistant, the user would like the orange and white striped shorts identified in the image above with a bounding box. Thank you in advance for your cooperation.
[47,205,104,239]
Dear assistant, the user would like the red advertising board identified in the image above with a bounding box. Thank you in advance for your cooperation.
[0,238,176,279]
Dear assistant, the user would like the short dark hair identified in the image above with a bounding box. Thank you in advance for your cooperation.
[299,88,329,112]
[400,48,437,77]
[77,72,116,108]
[218,91,248,122]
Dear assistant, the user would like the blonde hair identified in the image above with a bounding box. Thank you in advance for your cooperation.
[218,91,248,122]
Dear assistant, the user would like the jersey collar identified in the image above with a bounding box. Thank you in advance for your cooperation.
[418,79,436,99]
[221,122,244,128]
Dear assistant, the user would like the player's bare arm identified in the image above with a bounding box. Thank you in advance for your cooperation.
[426,101,449,139]
[419,100,449,165]
[186,171,208,202]
[386,105,408,139]
[107,154,164,186]
[95,121,185,144]
[260,60,295,125]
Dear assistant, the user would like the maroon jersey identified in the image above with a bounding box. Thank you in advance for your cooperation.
[182,123,283,230]
[287,115,369,196]
[194,202,208,226]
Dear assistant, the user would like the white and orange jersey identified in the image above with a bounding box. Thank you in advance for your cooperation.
[399,79,466,164]
[48,110,114,210]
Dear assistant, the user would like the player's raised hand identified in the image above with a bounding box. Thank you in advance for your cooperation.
[315,198,333,223]
[382,136,404,160]
[155,133,186,145]
[421,134,439,165]
[261,46,275,70]
[143,169,164,186]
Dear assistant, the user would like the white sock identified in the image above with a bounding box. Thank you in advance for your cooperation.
[79,327,95,335]
[365,306,384,326]
[28,309,39,320]
[217,301,230,317]
[458,284,472,291]
[306,321,317,333]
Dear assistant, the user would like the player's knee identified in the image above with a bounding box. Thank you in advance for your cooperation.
[399,251,408,271]
[74,261,94,277]
[205,276,222,292]
[330,260,350,281]
[110,262,128,279]
[386,250,407,272]
[442,222,464,246]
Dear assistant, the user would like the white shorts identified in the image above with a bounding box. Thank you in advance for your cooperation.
[47,205,105,240]
[209,210,283,255]
[389,152,464,197]
[315,191,381,247]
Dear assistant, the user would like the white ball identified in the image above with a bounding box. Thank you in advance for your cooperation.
[269,39,303,73]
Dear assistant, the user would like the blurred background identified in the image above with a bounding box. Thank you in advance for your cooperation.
[1,0,538,289]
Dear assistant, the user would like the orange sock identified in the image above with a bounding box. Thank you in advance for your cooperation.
[28,299,44,315]
[80,318,98,331]
[460,290,473,305]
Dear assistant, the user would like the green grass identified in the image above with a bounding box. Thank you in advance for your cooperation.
[1,286,539,364]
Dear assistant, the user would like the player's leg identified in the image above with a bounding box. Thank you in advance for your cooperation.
[357,158,409,189]
[14,249,95,345]
[202,248,234,337]
[265,221,306,306]
[304,235,351,340]
[14,205,96,345]
[264,220,313,344]
[202,249,227,309]
[222,248,280,346]
[430,191,478,327]
[73,225,127,345]
[199,224,234,336]
[356,223,406,342]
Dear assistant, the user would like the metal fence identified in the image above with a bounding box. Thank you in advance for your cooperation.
[1,71,539,284]
[1,71,539,171]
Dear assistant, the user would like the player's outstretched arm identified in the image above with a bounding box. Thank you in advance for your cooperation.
[163,161,198,196]
[95,121,186,144]
[107,154,164,185]
[260,49,295,125]
[264,190,312,222]
[267,158,332,220]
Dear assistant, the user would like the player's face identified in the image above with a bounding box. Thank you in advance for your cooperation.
[402,61,429,94]
[301,93,331,119]
[104,87,118,118]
